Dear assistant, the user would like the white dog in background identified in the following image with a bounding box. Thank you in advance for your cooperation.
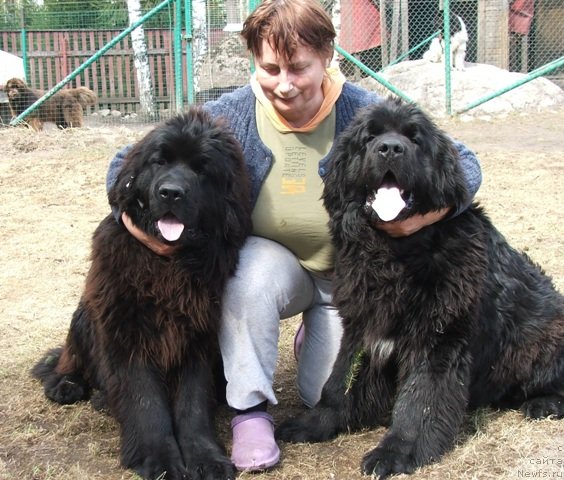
[423,15,468,71]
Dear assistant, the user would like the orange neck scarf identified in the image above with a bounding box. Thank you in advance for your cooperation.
[251,67,346,133]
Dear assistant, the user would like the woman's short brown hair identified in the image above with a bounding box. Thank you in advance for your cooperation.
[241,0,336,62]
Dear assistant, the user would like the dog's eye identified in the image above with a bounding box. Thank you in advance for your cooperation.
[189,158,205,174]
[404,126,420,145]
[406,128,421,145]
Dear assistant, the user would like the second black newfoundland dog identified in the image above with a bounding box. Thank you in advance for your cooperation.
[277,98,564,478]
[32,109,252,480]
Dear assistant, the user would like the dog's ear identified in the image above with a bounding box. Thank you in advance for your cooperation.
[177,113,252,278]
[322,111,370,217]
[322,137,353,218]
[429,129,470,210]
[217,136,253,245]
[323,116,371,244]
[405,107,470,213]
[108,135,154,213]
[184,113,252,247]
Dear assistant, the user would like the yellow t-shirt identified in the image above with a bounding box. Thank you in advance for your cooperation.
[252,100,336,273]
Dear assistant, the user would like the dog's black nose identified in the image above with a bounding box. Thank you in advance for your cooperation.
[377,139,405,160]
[158,183,185,202]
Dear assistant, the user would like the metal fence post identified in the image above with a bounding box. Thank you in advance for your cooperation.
[20,28,28,82]
[443,0,452,116]
[174,0,183,112]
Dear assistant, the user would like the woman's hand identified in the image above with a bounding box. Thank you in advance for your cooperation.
[122,212,179,256]
[375,207,451,237]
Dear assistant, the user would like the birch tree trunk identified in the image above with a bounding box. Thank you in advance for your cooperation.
[127,0,156,118]
[330,0,341,68]
[191,0,208,94]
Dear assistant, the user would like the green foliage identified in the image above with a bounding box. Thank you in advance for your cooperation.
[0,0,175,31]
[344,349,366,395]
[0,0,39,29]
[29,0,103,29]
[207,0,226,28]
[0,0,237,32]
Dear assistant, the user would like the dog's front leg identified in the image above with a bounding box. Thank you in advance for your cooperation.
[276,341,379,443]
[453,48,466,71]
[111,362,186,480]
[362,348,471,478]
[173,357,236,480]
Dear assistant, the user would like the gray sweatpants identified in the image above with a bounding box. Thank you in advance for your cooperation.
[219,236,343,410]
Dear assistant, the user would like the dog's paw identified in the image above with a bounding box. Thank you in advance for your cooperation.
[89,390,109,412]
[186,455,235,480]
[361,444,418,479]
[123,433,187,480]
[32,350,90,405]
[522,395,564,419]
[276,407,340,443]
[131,458,185,480]
[44,374,89,404]
[181,439,235,479]
[127,445,186,480]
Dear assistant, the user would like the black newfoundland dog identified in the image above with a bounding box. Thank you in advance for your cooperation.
[32,109,252,480]
[277,98,564,478]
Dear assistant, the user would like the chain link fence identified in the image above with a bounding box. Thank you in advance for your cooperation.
[335,0,563,84]
[1,0,562,127]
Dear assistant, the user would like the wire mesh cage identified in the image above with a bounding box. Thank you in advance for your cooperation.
[333,0,562,84]
[0,0,562,127]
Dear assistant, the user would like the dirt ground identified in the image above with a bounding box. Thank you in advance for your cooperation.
[0,107,562,480]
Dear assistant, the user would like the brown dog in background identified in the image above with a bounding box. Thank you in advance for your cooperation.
[5,77,96,130]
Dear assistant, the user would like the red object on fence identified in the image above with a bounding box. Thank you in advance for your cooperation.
[509,0,535,36]
[339,0,381,53]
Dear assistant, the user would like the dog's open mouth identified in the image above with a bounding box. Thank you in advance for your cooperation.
[365,174,412,222]
[157,214,185,242]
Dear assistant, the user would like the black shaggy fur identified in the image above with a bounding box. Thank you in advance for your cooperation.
[276,98,564,478]
[32,109,252,480]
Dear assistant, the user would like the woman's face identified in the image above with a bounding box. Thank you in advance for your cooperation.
[254,38,329,127]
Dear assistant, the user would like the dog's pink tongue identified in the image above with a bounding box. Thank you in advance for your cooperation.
[372,187,406,221]
[157,217,185,241]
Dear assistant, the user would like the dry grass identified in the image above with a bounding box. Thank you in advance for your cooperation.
[0,108,562,480]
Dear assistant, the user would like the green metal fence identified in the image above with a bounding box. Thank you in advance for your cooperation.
[0,0,248,126]
[333,0,563,115]
[0,0,562,127]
